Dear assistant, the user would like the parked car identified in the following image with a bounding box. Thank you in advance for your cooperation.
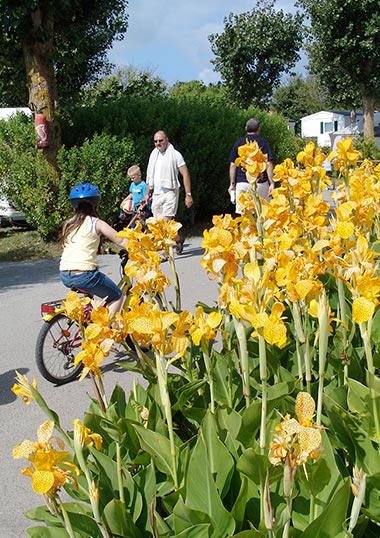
[0,196,28,227]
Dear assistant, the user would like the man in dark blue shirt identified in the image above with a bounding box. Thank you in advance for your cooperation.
[228,118,274,213]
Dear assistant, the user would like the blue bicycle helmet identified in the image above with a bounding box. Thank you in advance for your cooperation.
[69,182,101,208]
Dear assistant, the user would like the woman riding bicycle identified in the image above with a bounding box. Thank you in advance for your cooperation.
[59,182,128,315]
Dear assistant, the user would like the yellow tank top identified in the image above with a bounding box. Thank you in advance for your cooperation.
[59,216,100,271]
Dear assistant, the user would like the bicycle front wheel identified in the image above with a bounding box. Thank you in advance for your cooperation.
[35,314,84,385]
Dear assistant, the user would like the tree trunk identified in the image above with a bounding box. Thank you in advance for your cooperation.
[22,9,61,173]
[362,95,375,140]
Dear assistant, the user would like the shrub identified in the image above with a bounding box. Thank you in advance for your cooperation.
[60,96,299,223]
[0,100,299,238]
[0,113,138,238]
[0,113,63,239]
[58,133,138,225]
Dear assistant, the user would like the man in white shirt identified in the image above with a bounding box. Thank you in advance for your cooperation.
[145,130,193,254]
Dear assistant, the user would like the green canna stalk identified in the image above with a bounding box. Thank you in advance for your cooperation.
[316,290,330,426]
[201,339,216,413]
[358,320,380,447]
[233,316,250,407]
[73,424,109,538]
[258,333,268,453]
[168,245,181,311]
[337,276,349,383]
[156,352,179,488]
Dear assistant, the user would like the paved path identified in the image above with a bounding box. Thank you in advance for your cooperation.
[0,236,218,537]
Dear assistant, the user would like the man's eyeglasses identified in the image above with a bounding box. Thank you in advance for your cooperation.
[154,138,164,144]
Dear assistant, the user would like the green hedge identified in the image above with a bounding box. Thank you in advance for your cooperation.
[0,99,299,239]
[60,96,299,223]
[0,113,137,239]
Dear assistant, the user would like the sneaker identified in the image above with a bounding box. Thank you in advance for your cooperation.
[176,234,185,255]
[160,254,169,263]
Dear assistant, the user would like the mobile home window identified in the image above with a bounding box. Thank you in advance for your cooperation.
[320,121,339,134]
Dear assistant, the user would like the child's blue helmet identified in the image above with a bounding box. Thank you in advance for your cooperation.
[69,183,101,208]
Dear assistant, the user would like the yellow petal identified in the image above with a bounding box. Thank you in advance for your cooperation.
[13,440,36,459]
[295,280,315,300]
[130,315,154,334]
[295,392,316,424]
[32,470,55,494]
[207,311,222,329]
[336,221,354,239]
[297,427,322,454]
[352,297,375,323]
[37,421,54,445]
[244,262,261,283]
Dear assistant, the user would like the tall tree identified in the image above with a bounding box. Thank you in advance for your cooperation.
[271,74,332,132]
[208,1,304,109]
[0,0,128,164]
[81,66,167,105]
[298,0,380,138]
[168,80,228,103]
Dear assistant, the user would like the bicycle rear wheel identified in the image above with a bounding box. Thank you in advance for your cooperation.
[35,314,84,385]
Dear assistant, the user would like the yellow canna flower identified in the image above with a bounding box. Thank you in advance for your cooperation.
[73,419,102,450]
[261,302,287,349]
[297,141,324,168]
[335,221,355,239]
[13,420,78,496]
[145,217,182,252]
[295,391,315,425]
[235,140,268,180]
[328,138,361,171]
[62,290,91,325]
[11,370,37,405]
[170,310,193,360]
[129,307,179,356]
[269,392,322,469]
[189,306,222,346]
[75,341,106,380]
[352,296,375,323]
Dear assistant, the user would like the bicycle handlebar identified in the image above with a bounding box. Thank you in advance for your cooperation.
[119,248,129,271]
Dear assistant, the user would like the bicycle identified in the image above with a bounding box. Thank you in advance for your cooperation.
[35,249,137,385]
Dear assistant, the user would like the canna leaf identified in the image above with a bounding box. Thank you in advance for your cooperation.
[300,480,350,538]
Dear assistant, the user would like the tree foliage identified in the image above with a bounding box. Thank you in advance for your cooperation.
[0,0,129,107]
[271,74,332,132]
[80,66,167,105]
[168,80,229,104]
[298,0,380,138]
[209,0,304,109]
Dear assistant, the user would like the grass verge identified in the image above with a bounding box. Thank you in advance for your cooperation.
[0,227,62,262]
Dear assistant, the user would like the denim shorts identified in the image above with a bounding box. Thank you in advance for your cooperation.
[60,268,122,304]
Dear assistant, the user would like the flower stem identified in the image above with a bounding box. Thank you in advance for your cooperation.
[60,502,76,538]
[73,429,108,537]
[202,342,215,413]
[233,317,250,406]
[156,353,178,488]
[316,292,329,426]
[168,247,181,311]
[116,442,125,504]
[337,277,349,383]
[359,322,380,446]
[259,334,267,453]
[90,373,107,414]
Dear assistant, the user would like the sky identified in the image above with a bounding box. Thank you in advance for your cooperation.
[108,0,305,87]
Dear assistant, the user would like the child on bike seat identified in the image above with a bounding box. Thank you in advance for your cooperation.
[119,165,152,228]
[59,182,128,315]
